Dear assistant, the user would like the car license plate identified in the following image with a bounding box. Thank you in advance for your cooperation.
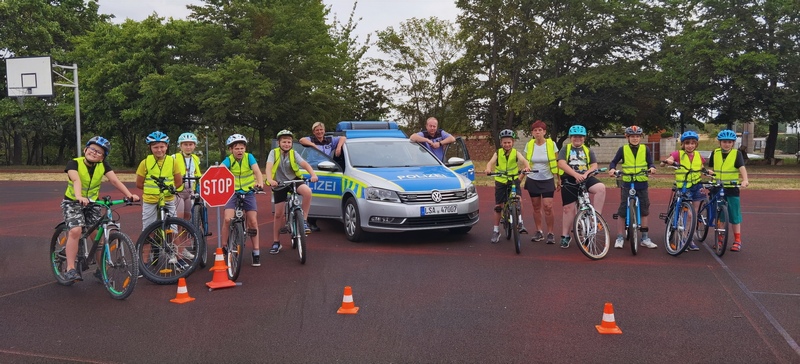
[420,205,457,216]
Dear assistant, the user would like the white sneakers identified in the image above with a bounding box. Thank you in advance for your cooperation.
[640,238,657,249]
[614,236,624,249]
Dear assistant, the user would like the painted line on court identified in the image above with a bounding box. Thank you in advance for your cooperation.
[751,291,800,297]
[0,349,121,364]
[0,281,55,299]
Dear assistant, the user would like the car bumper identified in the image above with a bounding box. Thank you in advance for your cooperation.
[358,196,480,232]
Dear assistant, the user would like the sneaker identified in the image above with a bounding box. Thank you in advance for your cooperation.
[490,230,500,244]
[560,236,570,248]
[730,242,742,252]
[279,226,289,234]
[531,230,544,242]
[251,253,261,267]
[269,242,282,255]
[546,233,555,244]
[181,248,196,260]
[614,236,624,249]
[688,242,700,251]
[309,223,321,232]
[518,223,528,234]
[93,268,103,282]
[640,237,657,249]
[304,221,311,234]
[64,268,83,282]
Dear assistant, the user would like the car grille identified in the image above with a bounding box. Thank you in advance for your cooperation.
[369,213,478,228]
[397,190,467,203]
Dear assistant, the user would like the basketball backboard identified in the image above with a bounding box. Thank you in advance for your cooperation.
[5,56,54,97]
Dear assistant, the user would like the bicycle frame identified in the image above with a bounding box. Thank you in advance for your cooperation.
[487,172,522,254]
[613,169,648,255]
[562,168,610,260]
[660,164,703,255]
[278,179,308,263]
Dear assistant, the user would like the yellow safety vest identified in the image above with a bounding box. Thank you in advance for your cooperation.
[143,155,176,196]
[676,150,702,188]
[563,144,591,175]
[621,145,649,182]
[173,153,202,192]
[228,153,256,191]
[525,138,559,175]
[270,148,301,180]
[493,148,519,183]
[65,157,105,201]
[713,148,740,186]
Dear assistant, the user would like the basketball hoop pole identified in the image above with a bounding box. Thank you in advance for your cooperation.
[53,63,82,157]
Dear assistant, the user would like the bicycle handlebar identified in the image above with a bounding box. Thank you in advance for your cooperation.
[613,169,651,178]
[87,196,139,208]
[149,175,177,195]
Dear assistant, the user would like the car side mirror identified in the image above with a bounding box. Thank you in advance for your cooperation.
[445,157,465,166]
[318,161,339,172]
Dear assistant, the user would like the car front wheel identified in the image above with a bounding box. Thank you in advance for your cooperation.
[343,197,364,242]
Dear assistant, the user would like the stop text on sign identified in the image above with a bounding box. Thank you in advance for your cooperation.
[202,178,233,196]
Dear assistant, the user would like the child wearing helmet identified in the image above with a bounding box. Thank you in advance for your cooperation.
[660,130,706,251]
[557,124,607,248]
[220,133,265,266]
[522,120,560,244]
[60,136,140,282]
[265,130,319,255]
[173,132,202,221]
[136,131,183,230]
[608,125,658,249]
[706,129,749,252]
[484,129,531,243]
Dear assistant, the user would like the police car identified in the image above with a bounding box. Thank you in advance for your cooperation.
[294,121,478,241]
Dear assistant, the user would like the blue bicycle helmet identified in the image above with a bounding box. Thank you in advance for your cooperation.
[146,131,170,145]
[569,125,587,136]
[498,129,515,139]
[177,132,199,144]
[85,136,111,156]
[717,129,737,141]
[680,130,699,142]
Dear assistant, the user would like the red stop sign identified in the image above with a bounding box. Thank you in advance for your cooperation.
[199,166,235,207]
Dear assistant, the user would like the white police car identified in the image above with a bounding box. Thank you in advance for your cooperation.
[294,121,478,241]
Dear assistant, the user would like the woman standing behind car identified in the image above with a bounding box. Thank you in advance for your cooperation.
[299,122,346,158]
[522,120,560,245]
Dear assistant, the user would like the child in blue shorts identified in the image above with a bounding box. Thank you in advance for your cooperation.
[706,130,749,251]
[661,130,706,251]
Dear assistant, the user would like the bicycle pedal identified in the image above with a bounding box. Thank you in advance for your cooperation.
[612,214,619,220]
[658,213,667,220]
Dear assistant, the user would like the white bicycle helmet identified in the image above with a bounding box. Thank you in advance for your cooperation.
[226,133,247,147]
[276,129,294,139]
[177,132,199,144]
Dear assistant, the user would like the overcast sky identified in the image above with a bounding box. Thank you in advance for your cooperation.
[96,0,460,43]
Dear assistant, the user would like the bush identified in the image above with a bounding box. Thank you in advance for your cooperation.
[777,135,799,154]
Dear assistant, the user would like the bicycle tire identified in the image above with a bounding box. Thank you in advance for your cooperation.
[694,199,709,242]
[713,204,729,257]
[136,218,201,285]
[573,209,610,260]
[292,207,307,264]
[102,231,138,300]
[503,203,512,240]
[665,201,695,256]
[191,203,208,268]
[49,223,75,286]
[511,201,521,254]
[628,200,638,256]
[227,222,246,281]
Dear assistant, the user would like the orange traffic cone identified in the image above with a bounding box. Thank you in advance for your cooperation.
[595,302,622,334]
[206,247,237,290]
[170,277,195,304]
[337,286,359,314]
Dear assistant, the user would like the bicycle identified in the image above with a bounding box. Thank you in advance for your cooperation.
[563,169,610,260]
[276,179,310,263]
[612,169,650,256]
[50,196,139,300]
[695,175,736,257]
[225,187,265,281]
[136,176,202,284]
[659,163,700,256]
[487,172,524,254]
[183,176,210,268]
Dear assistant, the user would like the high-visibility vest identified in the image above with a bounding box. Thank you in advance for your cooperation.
[713,148,740,186]
[675,150,702,187]
[228,153,256,191]
[621,145,649,182]
[494,148,519,183]
[65,157,104,200]
[143,155,176,195]
[525,138,559,175]
[173,153,202,192]
[563,144,591,174]
[270,148,301,180]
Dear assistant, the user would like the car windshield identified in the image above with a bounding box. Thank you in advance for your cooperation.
[349,140,441,168]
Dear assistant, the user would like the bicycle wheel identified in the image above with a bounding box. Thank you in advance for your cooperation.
[573,209,610,260]
[694,200,709,242]
[713,204,729,257]
[136,218,201,285]
[102,231,138,300]
[49,223,75,286]
[191,204,208,268]
[665,201,695,256]
[502,204,512,240]
[626,200,638,256]
[227,222,246,281]
[292,207,307,264]
[510,202,521,254]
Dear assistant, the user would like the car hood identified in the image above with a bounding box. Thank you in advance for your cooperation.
[355,165,465,191]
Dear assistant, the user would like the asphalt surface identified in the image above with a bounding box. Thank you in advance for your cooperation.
[0,181,798,363]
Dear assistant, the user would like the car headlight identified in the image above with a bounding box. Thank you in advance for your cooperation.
[466,183,477,198]
[365,187,401,202]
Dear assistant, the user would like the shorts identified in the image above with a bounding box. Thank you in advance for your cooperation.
[684,184,706,202]
[61,199,102,230]
[142,200,176,230]
[725,196,742,224]
[617,188,650,217]
[272,182,306,204]
[494,180,521,205]
[560,176,602,206]
[174,190,192,217]
[525,178,555,198]
[224,192,258,211]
